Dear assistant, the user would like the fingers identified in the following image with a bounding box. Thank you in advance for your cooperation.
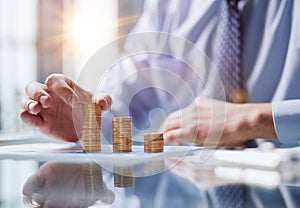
[162,110,184,143]
[23,193,44,208]
[20,98,42,115]
[39,94,52,108]
[163,128,183,144]
[20,110,43,128]
[45,74,76,106]
[26,74,113,112]
[25,81,52,108]
[162,118,181,133]
[25,81,48,101]
[166,110,181,120]
[93,94,113,110]
[160,109,182,132]
[23,173,45,208]
[22,172,45,196]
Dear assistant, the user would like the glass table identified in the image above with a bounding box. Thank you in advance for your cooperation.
[0,139,300,208]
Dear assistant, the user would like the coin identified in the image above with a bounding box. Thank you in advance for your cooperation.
[82,103,102,152]
[144,133,164,153]
[112,117,132,152]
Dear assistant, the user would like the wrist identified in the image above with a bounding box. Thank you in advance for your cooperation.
[242,103,277,140]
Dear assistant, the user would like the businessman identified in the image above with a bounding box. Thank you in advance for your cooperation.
[20,0,300,147]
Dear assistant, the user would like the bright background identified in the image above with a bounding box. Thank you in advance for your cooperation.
[0,0,144,134]
[0,1,143,206]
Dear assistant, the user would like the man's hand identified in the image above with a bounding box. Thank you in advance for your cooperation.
[162,97,277,147]
[20,74,112,142]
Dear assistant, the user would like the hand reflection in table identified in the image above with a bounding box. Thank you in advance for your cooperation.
[22,162,115,208]
[166,159,233,190]
[166,158,300,207]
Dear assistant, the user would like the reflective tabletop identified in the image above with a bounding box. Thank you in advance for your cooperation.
[0,140,300,208]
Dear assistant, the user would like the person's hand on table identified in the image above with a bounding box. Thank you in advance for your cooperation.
[20,74,112,142]
[162,97,277,147]
[22,162,115,208]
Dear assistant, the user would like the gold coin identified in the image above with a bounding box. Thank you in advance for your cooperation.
[144,133,164,153]
[112,117,132,121]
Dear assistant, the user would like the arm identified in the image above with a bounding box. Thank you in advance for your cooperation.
[163,97,278,147]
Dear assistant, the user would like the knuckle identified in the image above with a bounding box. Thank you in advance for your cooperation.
[25,81,37,94]
[45,73,62,86]
[166,132,175,141]
[31,88,41,98]
[25,81,43,99]
[56,85,71,97]
[106,95,113,104]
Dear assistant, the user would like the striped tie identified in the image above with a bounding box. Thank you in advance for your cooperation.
[212,184,246,208]
[214,0,247,103]
[212,1,246,207]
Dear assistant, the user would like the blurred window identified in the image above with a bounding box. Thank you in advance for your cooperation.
[0,0,38,133]
[0,0,125,134]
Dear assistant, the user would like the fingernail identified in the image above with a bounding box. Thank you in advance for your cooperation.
[30,193,43,206]
[40,95,49,108]
[28,102,35,112]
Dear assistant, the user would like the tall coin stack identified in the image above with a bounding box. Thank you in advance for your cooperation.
[84,163,104,203]
[112,117,132,152]
[114,165,134,187]
[144,133,164,153]
[82,103,101,152]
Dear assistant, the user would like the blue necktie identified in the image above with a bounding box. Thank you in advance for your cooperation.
[214,0,247,103]
[212,184,246,208]
[212,1,246,207]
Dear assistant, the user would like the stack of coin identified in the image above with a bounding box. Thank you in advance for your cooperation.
[112,117,132,152]
[84,163,104,202]
[144,133,164,153]
[82,103,101,152]
[144,160,165,175]
[113,165,134,188]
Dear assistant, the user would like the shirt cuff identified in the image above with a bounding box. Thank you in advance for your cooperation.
[272,100,300,144]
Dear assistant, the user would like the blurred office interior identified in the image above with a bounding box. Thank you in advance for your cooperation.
[0,0,144,134]
[0,1,143,206]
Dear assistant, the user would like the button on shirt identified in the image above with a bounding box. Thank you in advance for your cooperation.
[99,0,300,145]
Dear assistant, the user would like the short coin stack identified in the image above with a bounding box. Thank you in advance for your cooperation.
[144,133,164,153]
[82,103,101,152]
[114,165,134,187]
[144,160,165,175]
[84,163,104,202]
[112,117,132,152]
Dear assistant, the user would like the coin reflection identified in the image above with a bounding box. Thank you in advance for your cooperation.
[113,165,134,188]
